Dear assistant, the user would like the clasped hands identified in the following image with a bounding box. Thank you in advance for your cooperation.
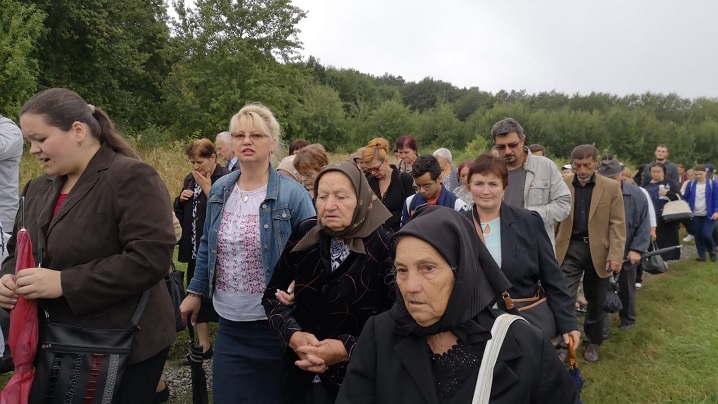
[0,269,63,309]
[288,331,349,374]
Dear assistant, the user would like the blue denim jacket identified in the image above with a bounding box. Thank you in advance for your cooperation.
[187,166,315,297]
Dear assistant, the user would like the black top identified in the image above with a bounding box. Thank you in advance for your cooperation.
[571,173,596,238]
[262,217,394,389]
[336,310,580,403]
[367,165,415,233]
[173,163,230,262]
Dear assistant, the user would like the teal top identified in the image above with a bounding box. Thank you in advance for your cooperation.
[481,217,502,267]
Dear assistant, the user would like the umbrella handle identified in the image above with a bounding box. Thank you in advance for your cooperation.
[187,316,196,344]
[567,338,577,368]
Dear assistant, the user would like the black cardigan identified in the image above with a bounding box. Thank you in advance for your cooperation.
[173,163,229,262]
[367,166,415,233]
[463,203,578,335]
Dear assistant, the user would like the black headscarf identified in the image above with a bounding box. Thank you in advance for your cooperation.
[292,161,392,254]
[389,206,513,344]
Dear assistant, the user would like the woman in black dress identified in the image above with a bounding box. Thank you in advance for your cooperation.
[174,138,229,355]
[362,138,414,233]
[263,161,395,403]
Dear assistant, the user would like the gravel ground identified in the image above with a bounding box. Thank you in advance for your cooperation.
[159,244,700,403]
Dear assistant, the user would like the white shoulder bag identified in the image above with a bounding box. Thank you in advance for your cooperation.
[472,314,528,404]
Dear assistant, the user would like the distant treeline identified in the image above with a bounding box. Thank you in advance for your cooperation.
[3,0,717,166]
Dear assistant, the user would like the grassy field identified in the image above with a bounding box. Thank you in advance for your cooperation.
[7,147,718,402]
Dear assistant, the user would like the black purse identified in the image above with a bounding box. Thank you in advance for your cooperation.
[165,263,186,332]
[642,241,668,275]
[30,290,150,404]
[505,284,558,338]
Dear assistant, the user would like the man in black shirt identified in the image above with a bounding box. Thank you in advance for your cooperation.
[555,145,626,363]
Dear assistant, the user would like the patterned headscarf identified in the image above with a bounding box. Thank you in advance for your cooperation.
[292,161,392,254]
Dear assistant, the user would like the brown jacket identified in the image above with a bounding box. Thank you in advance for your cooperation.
[1,145,176,363]
[555,174,626,278]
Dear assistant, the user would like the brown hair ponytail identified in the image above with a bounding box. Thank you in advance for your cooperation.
[20,88,139,159]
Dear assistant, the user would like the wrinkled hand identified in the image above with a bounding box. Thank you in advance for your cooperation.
[192,171,212,196]
[627,251,642,265]
[179,189,194,202]
[562,330,581,351]
[15,268,63,300]
[606,260,621,273]
[296,339,349,369]
[289,332,326,372]
[180,294,201,326]
[0,274,18,310]
[650,227,657,241]
[275,280,296,306]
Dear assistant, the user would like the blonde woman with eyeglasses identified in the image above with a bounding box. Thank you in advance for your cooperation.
[362,138,415,233]
[180,104,315,403]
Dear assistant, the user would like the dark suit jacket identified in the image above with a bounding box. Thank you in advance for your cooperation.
[463,204,577,335]
[0,145,177,363]
[337,311,579,404]
[555,174,626,278]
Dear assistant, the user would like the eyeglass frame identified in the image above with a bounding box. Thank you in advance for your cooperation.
[231,132,270,142]
[366,160,386,174]
[493,142,522,151]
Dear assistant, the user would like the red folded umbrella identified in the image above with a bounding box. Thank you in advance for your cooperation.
[0,229,38,404]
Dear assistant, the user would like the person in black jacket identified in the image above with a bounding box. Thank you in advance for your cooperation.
[263,161,395,403]
[174,138,229,355]
[362,138,415,233]
[463,154,580,348]
[337,206,579,404]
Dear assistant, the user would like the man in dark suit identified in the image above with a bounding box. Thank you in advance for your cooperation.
[555,145,626,362]
[598,159,650,336]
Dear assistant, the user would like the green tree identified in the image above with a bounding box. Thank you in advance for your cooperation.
[0,0,45,117]
[285,83,347,151]
[351,99,417,147]
[416,101,468,149]
[163,0,308,138]
[401,77,460,112]
[27,0,172,129]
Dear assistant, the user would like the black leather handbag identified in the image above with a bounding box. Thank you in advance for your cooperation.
[165,263,186,332]
[29,290,150,404]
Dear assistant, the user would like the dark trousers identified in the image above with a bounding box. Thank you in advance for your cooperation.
[692,216,717,260]
[561,240,609,345]
[115,346,170,403]
[603,263,638,337]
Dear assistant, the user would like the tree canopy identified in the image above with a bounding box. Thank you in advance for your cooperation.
[2,0,717,165]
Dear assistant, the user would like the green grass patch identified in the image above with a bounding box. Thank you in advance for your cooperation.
[580,254,718,403]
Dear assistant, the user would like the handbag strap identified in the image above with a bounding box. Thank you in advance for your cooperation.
[128,289,151,329]
[471,314,527,404]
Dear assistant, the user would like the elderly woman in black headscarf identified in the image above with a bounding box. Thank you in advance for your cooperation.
[262,161,395,403]
[337,206,579,404]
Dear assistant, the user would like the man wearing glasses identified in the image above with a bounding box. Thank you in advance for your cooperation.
[400,155,467,226]
[491,118,571,250]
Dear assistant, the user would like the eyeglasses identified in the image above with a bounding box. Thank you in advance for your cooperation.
[413,182,437,191]
[366,160,385,174]
[231,132,269,141]
[299,171,317,180]
[494,142,521,151]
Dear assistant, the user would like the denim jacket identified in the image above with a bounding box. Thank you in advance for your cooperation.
[187,166,315,297]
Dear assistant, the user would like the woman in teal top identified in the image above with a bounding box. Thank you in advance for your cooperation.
[462,153,579,349]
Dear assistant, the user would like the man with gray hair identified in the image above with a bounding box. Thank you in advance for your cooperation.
[491,118,571,250]
[215,131,237,171]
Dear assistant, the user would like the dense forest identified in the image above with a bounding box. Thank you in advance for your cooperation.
[2,0,718,166]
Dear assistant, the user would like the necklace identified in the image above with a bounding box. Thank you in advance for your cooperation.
[241,192,249,203]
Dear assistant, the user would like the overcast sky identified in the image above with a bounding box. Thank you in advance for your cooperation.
[290,0,718,99]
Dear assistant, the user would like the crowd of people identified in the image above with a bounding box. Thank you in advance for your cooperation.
[0,88,714,403]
